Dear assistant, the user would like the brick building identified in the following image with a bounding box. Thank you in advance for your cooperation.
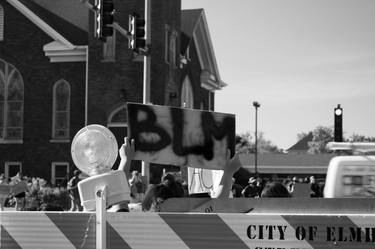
[0,0,225,184]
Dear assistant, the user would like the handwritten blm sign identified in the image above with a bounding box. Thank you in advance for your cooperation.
[127,103,235,170]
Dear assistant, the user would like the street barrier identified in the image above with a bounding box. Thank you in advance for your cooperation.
[1,210,375,249]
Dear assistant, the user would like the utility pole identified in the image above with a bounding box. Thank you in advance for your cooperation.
[253,101,260,177]
[141,0,151,185]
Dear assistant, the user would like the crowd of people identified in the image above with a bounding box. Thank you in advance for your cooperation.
[232,175,324,199]
[0,136,324,212]
[0,173,71,211]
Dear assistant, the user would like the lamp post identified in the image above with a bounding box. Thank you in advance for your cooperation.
[253,101,260,177]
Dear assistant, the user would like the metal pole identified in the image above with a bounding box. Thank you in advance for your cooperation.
[96,185,107,249]
[254,107,258,177]
[141,0,151,185]
[253,101,260,177]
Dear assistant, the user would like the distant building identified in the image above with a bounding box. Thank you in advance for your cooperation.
[0,0,225,184]
[286,132,313,154]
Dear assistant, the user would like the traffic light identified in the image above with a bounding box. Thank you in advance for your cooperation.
[334,104,343,142]
[128,13,146,51]
[95,0,114,40]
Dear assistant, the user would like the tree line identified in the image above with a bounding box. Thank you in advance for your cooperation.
[236,126,375,154]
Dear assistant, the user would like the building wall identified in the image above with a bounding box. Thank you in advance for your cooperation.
[87,0,182,124]
[0,0,213,184]
[0,2,86,179]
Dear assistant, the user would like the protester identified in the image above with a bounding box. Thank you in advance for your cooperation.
[118,137,242,211]
[242,177,261,197]
[282,178,294,194]
[129,170,145,203]
[231,178,243,198]
[260,182,292,198]
[11,172,27,211]
[309,175,321,197]
[67,170,83,211]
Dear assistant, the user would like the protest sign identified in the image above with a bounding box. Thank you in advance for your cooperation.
[127,103,235,170]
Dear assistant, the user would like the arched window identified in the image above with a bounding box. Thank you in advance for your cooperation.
[107,104,127,127]
[0,5,4,41]
[52,80,70,140]
[181,76,194,108]
[170,31,178,67]
[0,59,24,141]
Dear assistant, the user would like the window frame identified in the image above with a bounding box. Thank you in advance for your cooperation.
[107,104,128,128]
[181,76,194,109]
[51,162,69,186]
[170,30,178,68]
[164,24,170,64]
[0,4,4,41]
[0,59,24,143]
[102,31,116,62]
[5,161,22,179]
[51,80,70,142]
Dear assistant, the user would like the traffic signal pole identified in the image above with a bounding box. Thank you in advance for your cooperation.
[81,0,151,185]
[141,0,151,185]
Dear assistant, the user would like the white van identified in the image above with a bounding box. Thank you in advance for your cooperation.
[324,142,375,198]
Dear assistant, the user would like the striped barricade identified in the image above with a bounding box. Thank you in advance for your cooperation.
[1,211,375,248]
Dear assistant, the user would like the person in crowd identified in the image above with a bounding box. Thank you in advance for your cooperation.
[161,173,186,198]
[231,178,243,198]
[309,175,321,197]
[242,177,261,198]
[12,172,27,211]
[260,182,292,198]
[129,170,145,203]
[67,170,83,211]
[118,137,242,211]
[282,178,294,194]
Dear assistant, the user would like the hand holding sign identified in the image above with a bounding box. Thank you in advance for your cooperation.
[127,103,236,170]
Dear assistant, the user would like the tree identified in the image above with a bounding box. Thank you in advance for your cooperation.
[298,126,375,154]
[235,132,282,153]
[346,133,375,142]
[235,132,253,153]
[307,126,334,154]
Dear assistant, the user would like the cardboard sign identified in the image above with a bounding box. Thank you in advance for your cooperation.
[127,103,235,170]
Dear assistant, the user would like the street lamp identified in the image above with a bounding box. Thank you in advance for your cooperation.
[253,101,260,177]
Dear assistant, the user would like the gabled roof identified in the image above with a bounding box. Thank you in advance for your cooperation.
[31,0,88,31]
[287,132,314,152]
[17,0,87,45]
[181,9,226,91]
[181,9,203,44]
[7,0,88,62]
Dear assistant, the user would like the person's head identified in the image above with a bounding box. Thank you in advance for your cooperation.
[310,176,316,184]
[260,182,292,198]
[132,170,139,177]
[74,170,80,177]
[162,173,175,186]
[248,177,256,185]
[282,179,294,193]
[142,184,175,212]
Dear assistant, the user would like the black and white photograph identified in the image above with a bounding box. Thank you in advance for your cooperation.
[0,0,375,248]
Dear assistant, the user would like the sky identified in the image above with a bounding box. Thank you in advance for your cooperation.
[182,0,375,150]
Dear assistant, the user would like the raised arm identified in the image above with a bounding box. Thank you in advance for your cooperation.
[117,137,135,180]
[211,150,242,198]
